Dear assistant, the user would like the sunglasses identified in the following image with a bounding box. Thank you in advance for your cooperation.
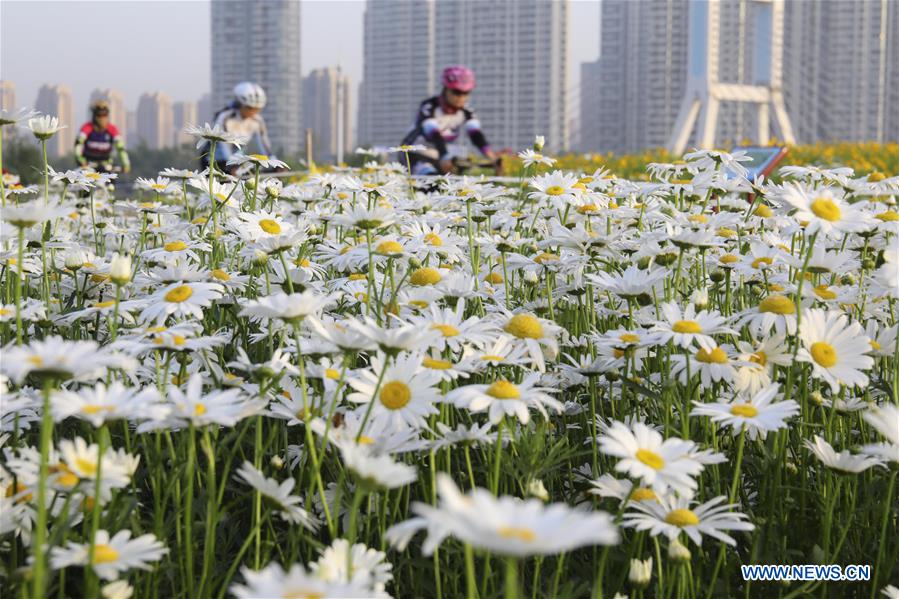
[447,89,471,96]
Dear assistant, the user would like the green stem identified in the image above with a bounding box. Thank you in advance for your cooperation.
[32,380,55,599]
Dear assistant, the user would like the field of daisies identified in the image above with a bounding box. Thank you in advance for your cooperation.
[1,113,898,599]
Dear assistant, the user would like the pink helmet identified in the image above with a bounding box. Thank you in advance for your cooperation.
[442,65,476,93]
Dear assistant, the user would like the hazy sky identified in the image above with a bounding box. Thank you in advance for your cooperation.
[1,0,599,120]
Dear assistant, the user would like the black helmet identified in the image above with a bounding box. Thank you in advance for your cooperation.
[90,100,110,117]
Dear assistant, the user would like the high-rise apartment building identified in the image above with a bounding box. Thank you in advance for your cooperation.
[357,0,435,150]
[89,89,128,145]
[302,67,352,162]
[136,92,174,150]
[783,0,898,143]
[35,84,74,157]
[0,80,16,112]
[211,0,301,154]
[172,101,198,146]
[435,0,569,153]
[582,0,897,153]
[358,0,569,153]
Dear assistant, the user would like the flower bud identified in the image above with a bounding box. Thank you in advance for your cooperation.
[109,253,132,285]
[690,287,709,310]
[533,135,545,151]
[253,250,270,266]
[270,455,284,470]
[64,248,85,271]
[668,538,691,563]
[523,271,538,285]
[628,557,653,588]
[527,479,549,502]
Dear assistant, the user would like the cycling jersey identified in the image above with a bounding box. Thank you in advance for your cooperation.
[401,96,491,163]
[74,123,130,170]
[204,104,273,165]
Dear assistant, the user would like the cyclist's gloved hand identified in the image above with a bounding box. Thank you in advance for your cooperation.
[439,158,455,175]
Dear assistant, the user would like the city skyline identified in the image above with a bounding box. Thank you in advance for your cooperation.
[1,1,599,135]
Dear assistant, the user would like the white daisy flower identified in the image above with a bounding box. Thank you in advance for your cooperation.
[597,421,704,498]
[797,308,874,392]
[804,435,883,474]
[234,461,318,530]
[50,529,168,580]
[691,384,799,440]
[448,374,562,425]
[623,495,754,546]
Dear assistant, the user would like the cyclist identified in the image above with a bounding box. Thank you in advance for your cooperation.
[400,65,499,175]
[200,81,273,174]
[74,100,131,173]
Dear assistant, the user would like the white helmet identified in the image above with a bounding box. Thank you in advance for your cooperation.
[233,81,267,109]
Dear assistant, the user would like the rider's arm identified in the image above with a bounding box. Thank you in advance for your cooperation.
[255,117,273,157]
[421,117,449,159]
[74,124,90,167]
[213,111,237,164]
[109,125,130,172]
[464,110,492,157]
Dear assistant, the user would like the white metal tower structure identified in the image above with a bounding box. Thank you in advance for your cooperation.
[667,0,795,155]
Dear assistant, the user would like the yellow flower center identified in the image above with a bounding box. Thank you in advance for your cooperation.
[810,197,841,222]
[410,268,442,286]
[259,219,282,234]
[424,232,443,246]
[695,347,728,364]
[486,380,520,400]
[758,295,795,315]
[431,324,459,337]
[545,185,565,196]
[376,240,404,254]
[484,272,503,284]
[630,487,658,502]
[325,368,341,380]
[164,241,188,252]
[194,404,207,416]
[619,333,640,344]
[870,340,881,351]
[211,269,231,281]
[480,354,505,362]
[749,351,767,367]
[688,214,708,224]
[497,526,536,542]
[82,404,113,415]
[719,253,739,264]
[665,508,700,527]
[94,300,116,309]
[505,314,543,339]
[672,320,702,334]
[250,154,268,161]
[74,457,97,477]
[93,544,120,564]
[577,204,598,214]
[810,342,837,368]
[635,449,665,470]
[380,381,412,410]
[813,285,837,300]
[875,210,899,222]
[730,404,759,418]
[751,257,773,269]
[534,252,560,264]
[717,227,737,238]
[27,356,44,367]
[422,357,453,370]
[164,285,193,303]
[754,204,773,218]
